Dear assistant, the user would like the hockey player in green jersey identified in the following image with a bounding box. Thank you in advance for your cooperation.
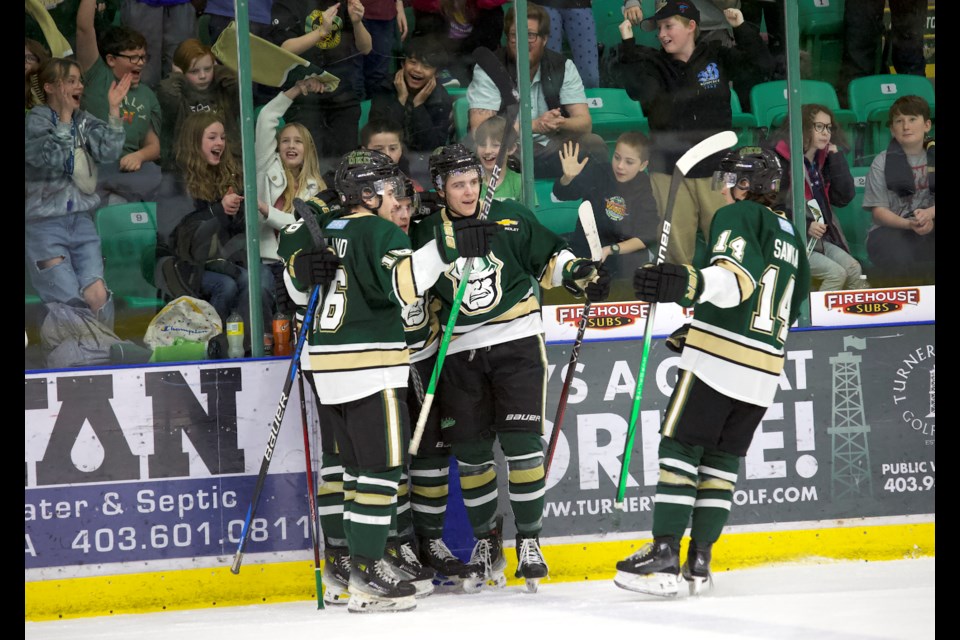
[614,147,811,598]
[409,144,612,593]
[278,149,499,613]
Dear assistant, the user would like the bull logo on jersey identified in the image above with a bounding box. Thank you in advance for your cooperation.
[402,297,427,330]
[445,254,504,315]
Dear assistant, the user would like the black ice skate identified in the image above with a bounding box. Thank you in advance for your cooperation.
[419,536,484,590]
[321,545,351,605]
[514,534,549,593]
[462,527,507,593]
[347,556,417,613]
[384,539,436,597]
[613,536,682,597]
[682,540,714,596]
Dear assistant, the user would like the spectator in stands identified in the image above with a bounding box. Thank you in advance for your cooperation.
[467,2,608,180]
[157,38,239,173]
[269,0,372,169]
[119,0,198,89]
[553,132,658,283]
[172,111,276,348]
[539,0,599,89]
[369,37,454,153]
[837,0,928,108]
[863,94,934,287]
[25,57,129,329]
[26,38,51,113]
[76,0,163,204]
[201,0,277,106]
[473,115,525,201]
[770,104,867,291]
[616,0,772,267]
[360,0,409,99]
[25,0,119,56]
[360,118,423,188]
[255,76,328,288]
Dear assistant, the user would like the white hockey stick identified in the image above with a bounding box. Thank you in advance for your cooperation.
[545,201,604,477]
[615,130,738,509]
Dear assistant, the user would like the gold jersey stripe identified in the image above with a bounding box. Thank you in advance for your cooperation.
[354,491,395,507]
[716,259,755,301]
[307,348,410,372]
[686,327,784,375]
[393,255,418,306]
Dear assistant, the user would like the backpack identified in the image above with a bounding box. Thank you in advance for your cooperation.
[39,303,149,369]
[143,296,224,349]
[159,206,246,298]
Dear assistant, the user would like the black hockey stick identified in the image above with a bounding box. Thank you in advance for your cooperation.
[614,131,738,508]
[545,201,604,478]
[231,203,327,573]
[297,365,324,608]
[409,46,520,454]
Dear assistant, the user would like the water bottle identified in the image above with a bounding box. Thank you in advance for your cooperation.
[273,311,292,356]
[226,310,245,359]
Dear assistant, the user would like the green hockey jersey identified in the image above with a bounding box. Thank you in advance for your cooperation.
[409,199,574,355]
[681,200,812,407]
[278,206,422,404]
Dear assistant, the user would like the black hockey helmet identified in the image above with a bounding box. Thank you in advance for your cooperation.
[429,144,483,192]
[334,149,405,208]
[399,173,420,212]
[711,146,783,196]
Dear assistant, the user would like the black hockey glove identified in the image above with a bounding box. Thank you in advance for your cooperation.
[292,248,341,288]
[665,323,690,353]
[436,216,501,262]
[584,263,612,302]
[562,258,600,296]
[274,273,297,315]
[633,263,702,306]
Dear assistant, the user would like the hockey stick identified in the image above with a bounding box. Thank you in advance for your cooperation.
[232,204,327,573]
[545,201,604,478]
[297,365,324,609]
[614,131,738,509]
[409,46,519,455]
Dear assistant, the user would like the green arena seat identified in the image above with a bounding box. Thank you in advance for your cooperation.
[730,89,758,147]
[533,179,580,237]
[749,80,857,144]
[831,166,873,270]
[95,202,165,311]
[584,87,648,153]
[453,96,470,143]
[357,99,371,144]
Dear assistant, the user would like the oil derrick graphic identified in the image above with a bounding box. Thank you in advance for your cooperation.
[828,336,873,500]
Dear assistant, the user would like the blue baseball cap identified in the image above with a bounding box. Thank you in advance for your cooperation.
[641,0,701,31]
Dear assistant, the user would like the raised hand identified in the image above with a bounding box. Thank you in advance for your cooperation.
[394,68,409,104]
[724,8,744,27]
[624,5,643,25]
[222,185,244,215]
[412,74,436,107]
[559,140,589,181]
[347,0,364,23]
[107,72,132,115]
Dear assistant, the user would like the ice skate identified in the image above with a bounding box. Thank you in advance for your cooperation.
[682,541,714,596]
[514,534,549,593]
[419,536,484,590]
[613,537,682,597]
[384,539,436,597]
[321,545,351,605]
[347,556,417,613]
[461,529,507,593]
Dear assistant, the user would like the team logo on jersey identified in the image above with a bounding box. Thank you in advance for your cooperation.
[496,219,519,230]
[402,297,427,330]
[605,196,627,222]
[445,254,505,315]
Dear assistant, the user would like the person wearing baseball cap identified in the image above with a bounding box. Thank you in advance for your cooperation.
[639,0,701,31]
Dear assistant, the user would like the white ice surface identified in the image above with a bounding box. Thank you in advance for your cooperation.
[25,557,934,640]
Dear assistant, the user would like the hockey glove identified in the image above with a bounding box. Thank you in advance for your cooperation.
[633,263,702,306]
[584,263,612,302]
[436,216,501,263]
[275,274,297,315]
[562,258,601,296]
[292,248,341,289]
[665,323,690,354]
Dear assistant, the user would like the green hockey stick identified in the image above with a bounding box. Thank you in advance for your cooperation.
[614,131,738,509]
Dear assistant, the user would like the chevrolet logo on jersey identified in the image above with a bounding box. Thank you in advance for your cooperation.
[495,219,519,231]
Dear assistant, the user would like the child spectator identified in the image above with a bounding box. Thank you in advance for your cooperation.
[616,0,772,267]
[553,131,659,283]
[76,0,163,204]
[171,111,275,351]
[770,104,867,291]
[472,115,524,202]
[863,95,935,287]
[360,118,421,187]
[25,57,129,329]
[368,37,454,154]
[156,38,240,173]
[255,77,329,289]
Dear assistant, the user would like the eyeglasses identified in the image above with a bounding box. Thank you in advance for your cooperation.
[507,31,542,43]
[812,122,834,133]
[112,53,149,64]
